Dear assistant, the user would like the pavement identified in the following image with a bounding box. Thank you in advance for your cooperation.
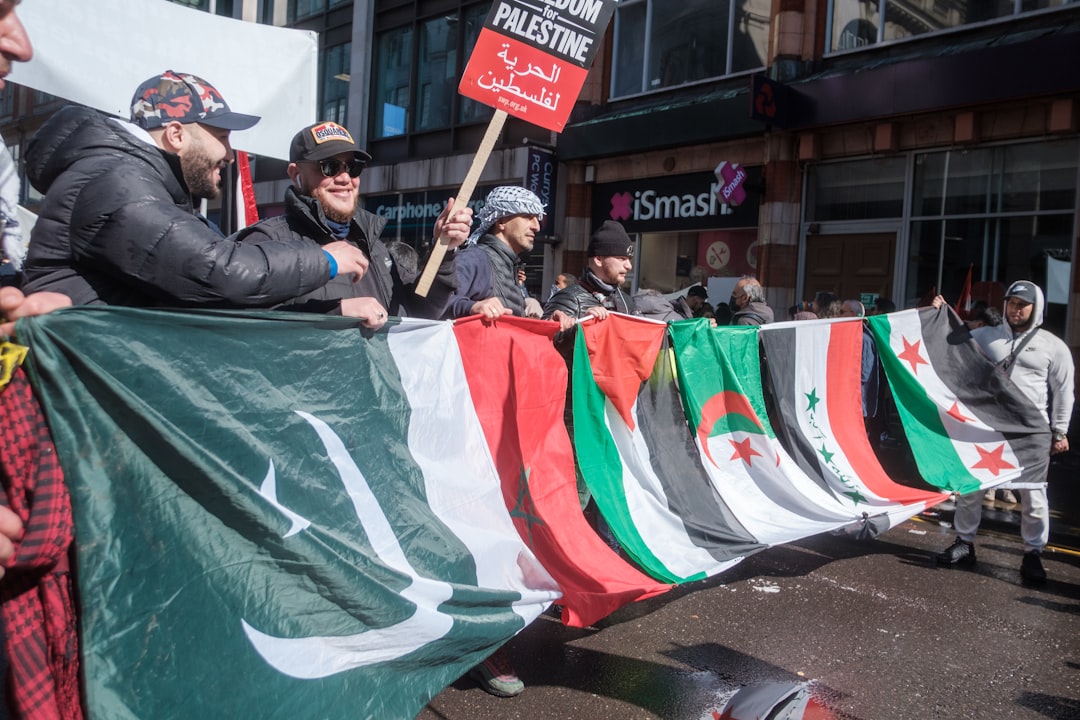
[421,439,1080,720]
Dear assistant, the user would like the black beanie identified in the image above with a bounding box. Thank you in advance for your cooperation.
[587,220,634,257]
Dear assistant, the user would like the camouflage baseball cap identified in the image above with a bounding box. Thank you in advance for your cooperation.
[130,70,260,131]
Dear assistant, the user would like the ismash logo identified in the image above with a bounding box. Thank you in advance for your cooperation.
[608,183,733,223]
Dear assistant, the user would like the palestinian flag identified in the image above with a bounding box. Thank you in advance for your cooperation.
[866,306,1050,494]
[452,316,670,626]
[572,315,763,584]
[21,307,562,720]
[668,321,857,547]
[759,318,947,535]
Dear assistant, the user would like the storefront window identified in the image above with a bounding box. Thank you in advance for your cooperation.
[806,157,906,221]
[905,139,1079,311]
[828,0,1054,53]
[610,0,767,98]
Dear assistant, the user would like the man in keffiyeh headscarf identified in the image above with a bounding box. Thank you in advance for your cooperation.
[446,186,546,321]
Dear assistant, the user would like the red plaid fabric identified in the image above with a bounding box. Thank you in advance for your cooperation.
[0,367,81,720]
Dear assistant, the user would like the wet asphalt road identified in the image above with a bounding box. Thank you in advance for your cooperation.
[421,452,1080,720]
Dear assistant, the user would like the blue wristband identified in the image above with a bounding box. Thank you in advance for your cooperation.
[322,249,338,279]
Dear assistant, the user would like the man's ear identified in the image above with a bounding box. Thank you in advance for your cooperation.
[287,164,303,191]
[156,121,187,154]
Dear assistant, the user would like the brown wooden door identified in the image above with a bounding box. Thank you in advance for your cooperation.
[804,233,895,305]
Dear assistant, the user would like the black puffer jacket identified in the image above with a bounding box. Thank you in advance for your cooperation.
[234,187,456,319]
[22,106,330,307]
[543,269,637,319]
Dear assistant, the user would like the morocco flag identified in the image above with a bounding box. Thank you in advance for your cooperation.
[452,315,670,626]
[668,321,858,546]
[866,306,1050,494]
[759,318,947,534]
[20,308,562,720]
[572,315,763,584]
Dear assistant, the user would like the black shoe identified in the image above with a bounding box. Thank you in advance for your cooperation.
[1020,551,1047,584]
[935,538,976,566]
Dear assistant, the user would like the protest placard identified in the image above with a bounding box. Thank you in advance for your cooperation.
[416,0,616,296]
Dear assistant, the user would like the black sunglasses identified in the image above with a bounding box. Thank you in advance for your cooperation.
[311,158,366,178]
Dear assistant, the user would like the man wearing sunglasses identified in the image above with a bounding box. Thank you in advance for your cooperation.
[233,121,471,327]
[21,71,370,307]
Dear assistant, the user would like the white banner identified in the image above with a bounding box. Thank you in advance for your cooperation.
[9,0,318,161]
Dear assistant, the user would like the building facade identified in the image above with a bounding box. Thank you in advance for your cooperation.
[4,0,1077,352]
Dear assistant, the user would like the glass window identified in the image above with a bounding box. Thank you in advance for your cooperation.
[732,0,770,74]
[373,26,412,138]
[416,17,457,132]
[459,3,494,124]
[829,0,1057,53]
[806,157,906,221]
[292,0,327,21]
[611,2,647,96]
[322,42,350,125]
[611,0,765,99]
[903,139,1079,310]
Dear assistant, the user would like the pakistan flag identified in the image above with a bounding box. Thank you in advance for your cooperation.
[19,307,560,720]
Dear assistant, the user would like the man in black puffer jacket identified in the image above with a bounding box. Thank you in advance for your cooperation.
[233,121,472,328]
[543,220,639,328]
[21,71,368,307]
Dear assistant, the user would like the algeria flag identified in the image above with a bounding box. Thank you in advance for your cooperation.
[21,307,561,720]
[668,321,857,547]
[866,306,1050,494]
[572,315,762,584]
[759,317,948,534]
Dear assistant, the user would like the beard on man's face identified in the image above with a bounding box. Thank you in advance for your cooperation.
[182,145,223,201]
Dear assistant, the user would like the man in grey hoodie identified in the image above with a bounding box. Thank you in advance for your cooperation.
[935,280,1074,583]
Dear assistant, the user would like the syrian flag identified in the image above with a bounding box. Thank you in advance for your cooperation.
[452,316,670,626]
[866,306,1050,494]
[21,308,562,720]
[759,318,948,535]
[572,315,763,584]
[668,321,858,546]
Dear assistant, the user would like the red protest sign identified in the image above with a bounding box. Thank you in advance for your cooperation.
[459,0,616,132]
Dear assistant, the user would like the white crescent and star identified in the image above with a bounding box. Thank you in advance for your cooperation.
[240,410,455,679]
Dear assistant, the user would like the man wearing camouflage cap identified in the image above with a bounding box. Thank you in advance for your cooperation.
[21,70,367,307]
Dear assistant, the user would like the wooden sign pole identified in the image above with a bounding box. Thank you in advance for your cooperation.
[415,109,508,297]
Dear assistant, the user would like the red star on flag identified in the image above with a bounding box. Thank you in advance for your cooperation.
[898,337,929,375]
[729,437,762,465]
[946,402,971,423]
[971,444,1016,476]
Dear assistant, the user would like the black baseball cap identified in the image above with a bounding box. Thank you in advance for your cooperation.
[289,121,372,163]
